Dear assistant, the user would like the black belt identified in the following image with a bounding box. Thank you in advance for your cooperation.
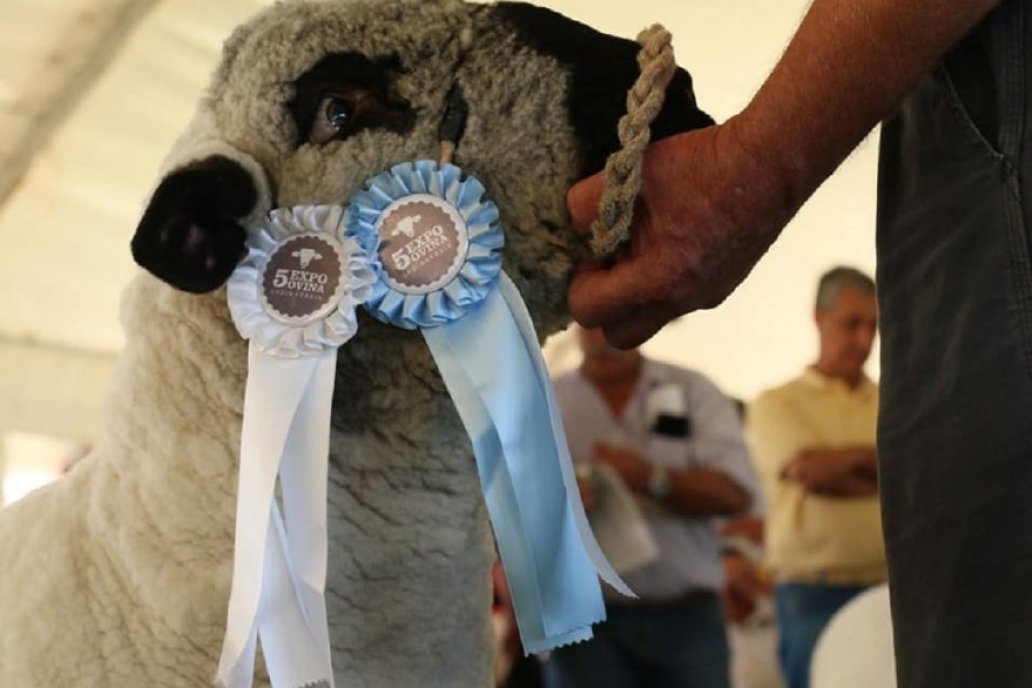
[611,589,718,610]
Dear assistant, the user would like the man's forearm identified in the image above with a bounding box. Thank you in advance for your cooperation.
[783,447,878,495]
[666,468,750,517]
[851,448,878,481]
[808,472,878,497]
[734,0,1000,211]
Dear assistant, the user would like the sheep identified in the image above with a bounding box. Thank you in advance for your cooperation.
[0,1,711,686]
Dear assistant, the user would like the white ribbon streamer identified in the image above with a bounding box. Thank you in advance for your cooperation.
[217,348,337,688]
[219,206,374,688]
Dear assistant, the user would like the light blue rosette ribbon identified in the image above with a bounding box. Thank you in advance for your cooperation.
[347,160,633,654]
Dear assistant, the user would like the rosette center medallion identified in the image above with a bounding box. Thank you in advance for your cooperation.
[375,194,469,295]
[259,233,346,325]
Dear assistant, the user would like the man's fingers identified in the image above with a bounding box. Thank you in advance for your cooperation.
[602,305,674,350]
[569,260,678,348]
[568,257,655,329]
[567,172,605,236]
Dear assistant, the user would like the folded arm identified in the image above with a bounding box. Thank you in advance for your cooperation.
[593,443,750,516]
[781,447,878,497]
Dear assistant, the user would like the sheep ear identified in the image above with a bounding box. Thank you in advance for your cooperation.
[493,3,714,177]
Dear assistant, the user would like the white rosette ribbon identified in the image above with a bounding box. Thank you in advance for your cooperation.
[218,205,375,688]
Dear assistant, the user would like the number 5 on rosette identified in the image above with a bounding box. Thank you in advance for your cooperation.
[348,160,634,655]
[220,205,376,688]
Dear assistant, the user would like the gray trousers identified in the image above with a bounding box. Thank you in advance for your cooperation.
[877,2,1032,685]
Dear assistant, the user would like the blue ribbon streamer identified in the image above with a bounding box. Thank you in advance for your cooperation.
[350,161,631,653]
[423,282,605,652]
[495,275,634,599]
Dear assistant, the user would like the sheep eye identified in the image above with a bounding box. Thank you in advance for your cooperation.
[309,95,355,145]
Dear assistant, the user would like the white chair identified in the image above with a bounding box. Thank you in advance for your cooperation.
[811,584,897,688]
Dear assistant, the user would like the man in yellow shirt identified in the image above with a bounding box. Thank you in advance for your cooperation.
[748,266,882,688]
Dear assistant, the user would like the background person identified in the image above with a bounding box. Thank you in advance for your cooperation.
[544,326,759,688]
[748,267,882,688]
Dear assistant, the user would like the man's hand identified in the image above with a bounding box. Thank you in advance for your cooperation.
[566,0,1000,350]
[567,122,792,349]
[782,447,878,497]
[722,553,772,624]
[576,476,597,511]
[593,443,652,493]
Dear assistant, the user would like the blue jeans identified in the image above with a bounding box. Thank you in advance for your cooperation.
[542,593,731,688]
[774,583,866,688]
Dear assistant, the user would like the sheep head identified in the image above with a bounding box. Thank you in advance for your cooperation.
[130,0,712,338]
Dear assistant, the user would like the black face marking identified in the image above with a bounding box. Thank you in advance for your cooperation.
[288,52,416,147]
[131,155,255,293]
[493,3,715,177]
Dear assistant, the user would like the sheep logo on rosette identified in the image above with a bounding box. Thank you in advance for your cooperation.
[292,247,323,269]
[390,215,422,239]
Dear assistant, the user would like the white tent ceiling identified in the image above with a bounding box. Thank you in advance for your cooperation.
[0,0,268,354]
[0,0,879,446]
